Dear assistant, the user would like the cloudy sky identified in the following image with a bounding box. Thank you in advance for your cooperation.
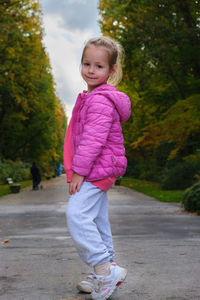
[39,0,100,119]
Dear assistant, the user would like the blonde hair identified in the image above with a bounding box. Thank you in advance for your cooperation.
[81,36,124,86]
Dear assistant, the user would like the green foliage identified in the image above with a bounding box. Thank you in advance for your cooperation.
[0,0,67,167]
[125,161,141,178]
[0,160,31,184]
[126,158,159,181]
[184,151,200,175]
[182,181,200,214]
[132,94,200,160]
[99,0,200,182]
[161,162,196,190]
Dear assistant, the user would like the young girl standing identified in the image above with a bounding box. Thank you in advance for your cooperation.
[64,36,131,300]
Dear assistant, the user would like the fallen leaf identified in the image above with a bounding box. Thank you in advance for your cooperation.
[0,239,10,244]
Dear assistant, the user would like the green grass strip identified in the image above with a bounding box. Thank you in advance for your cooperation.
[121,177,184,203]
[0,180,32,198]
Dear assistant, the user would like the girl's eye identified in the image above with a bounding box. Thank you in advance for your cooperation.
[97,65,103,68]
[83,63,89,66]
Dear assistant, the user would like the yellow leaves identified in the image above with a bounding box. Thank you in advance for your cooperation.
[132,124,162,150]
[133,94,200,159]
[6,47,16,58]
[56,105,65,127]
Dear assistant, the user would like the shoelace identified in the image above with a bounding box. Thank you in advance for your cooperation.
[93,275,105,293]
[86,273,94,281]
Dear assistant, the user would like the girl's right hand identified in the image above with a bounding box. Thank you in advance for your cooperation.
[69,173,84,195]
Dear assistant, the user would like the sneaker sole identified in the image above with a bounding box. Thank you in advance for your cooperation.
[76,282,93,294]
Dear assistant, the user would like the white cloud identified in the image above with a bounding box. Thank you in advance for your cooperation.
[41,0,99,31]
[40,0,100,119]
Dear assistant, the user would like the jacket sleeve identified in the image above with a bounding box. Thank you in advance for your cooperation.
[71,95,114,177]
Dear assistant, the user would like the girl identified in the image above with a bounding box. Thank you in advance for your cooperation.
[64,36,131,300]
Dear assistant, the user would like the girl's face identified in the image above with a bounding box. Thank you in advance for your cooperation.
[81,45,114,93]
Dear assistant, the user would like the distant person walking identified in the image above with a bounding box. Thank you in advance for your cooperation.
[57,164,62,176]
[64,36,131,300]
[30,162,41,190]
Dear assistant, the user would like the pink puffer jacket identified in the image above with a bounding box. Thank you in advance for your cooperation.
[70,84,131,181]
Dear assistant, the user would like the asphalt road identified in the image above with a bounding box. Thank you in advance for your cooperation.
[0,175,200,300]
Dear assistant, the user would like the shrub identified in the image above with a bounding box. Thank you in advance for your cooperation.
[126,161,141,178]
[161,162,195,190]
[182,181,200,214]
[0,160,31,184]
[126,159,159,181]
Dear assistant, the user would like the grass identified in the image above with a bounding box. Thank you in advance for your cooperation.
[0,180,32,198]
[121,177,184,203]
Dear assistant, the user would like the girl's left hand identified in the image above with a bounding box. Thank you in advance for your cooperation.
[69,173,85,195]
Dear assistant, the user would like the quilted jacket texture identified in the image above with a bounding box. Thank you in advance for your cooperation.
[71,84,131,181]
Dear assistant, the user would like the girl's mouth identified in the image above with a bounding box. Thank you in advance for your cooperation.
[86,76,97,80]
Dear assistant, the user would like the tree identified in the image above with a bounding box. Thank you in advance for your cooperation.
[0,0,67,168]
[99,0,200,181]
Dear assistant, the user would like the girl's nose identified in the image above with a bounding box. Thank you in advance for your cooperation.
[88,65,94,73]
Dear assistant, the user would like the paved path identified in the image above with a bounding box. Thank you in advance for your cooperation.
[0,175,200,300]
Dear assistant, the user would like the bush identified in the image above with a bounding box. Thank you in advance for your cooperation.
[161,162,195,190]
[126,161,141,178]
[182,181,200,214]
[126,159,159,181]
[0,160,31,184]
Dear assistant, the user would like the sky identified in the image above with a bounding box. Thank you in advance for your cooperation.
[39,0,101,119]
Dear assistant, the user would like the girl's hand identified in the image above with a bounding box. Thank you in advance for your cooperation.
[69,173,85,195]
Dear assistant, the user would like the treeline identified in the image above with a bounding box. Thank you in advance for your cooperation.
[99,0,200,189]
[0,0,67,174]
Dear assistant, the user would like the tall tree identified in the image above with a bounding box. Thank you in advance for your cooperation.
[0,0,67,168]
[99,0,200,179]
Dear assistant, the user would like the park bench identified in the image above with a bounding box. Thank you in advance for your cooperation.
[7,178,13,184]
[7,178,21,193]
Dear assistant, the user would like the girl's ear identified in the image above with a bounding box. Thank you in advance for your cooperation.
[109,64,117,77]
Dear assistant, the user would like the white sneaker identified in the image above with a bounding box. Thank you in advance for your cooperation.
[77,262,116,294]
[77,273,94,293]
[91,263,127,300]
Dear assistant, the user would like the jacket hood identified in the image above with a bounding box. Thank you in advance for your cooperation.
[84,84,131,123]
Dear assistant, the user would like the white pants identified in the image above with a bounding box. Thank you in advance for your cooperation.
[66,182,114,267]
